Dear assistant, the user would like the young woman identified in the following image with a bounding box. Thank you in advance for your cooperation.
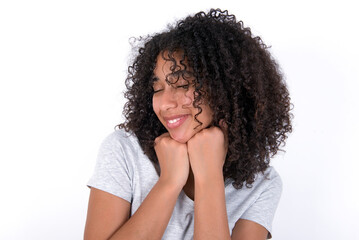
[84,9,292,240]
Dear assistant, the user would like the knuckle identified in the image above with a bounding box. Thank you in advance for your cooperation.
[154,137,161,144]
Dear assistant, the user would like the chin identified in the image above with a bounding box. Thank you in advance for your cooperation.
[169,132,192,144]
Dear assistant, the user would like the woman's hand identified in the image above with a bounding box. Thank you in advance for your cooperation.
[187,126,228,181]
[188,125,231,240]
[154,132,190,189]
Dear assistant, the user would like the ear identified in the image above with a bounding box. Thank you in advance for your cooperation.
[219,119,229,149]
[219,119,228,131]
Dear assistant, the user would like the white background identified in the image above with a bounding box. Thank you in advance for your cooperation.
[1,0,358,239]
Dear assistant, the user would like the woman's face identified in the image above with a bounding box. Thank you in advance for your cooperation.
[152,52,213,143]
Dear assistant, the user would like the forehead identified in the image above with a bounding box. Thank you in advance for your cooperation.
[154,51,187,74]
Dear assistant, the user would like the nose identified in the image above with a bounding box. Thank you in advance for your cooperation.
[159,88,178,111]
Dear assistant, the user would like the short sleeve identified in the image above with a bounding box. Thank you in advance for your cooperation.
[240,174,282,239]
[87,132,133,203]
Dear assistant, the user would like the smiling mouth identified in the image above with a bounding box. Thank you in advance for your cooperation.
[165,115,189,129]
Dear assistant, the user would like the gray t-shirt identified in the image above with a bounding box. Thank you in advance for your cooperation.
[88,129,282,239]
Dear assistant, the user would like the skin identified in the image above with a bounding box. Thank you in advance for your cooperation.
[152,51,214,144]
[84,52,269,240]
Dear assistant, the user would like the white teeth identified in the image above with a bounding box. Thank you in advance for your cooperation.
[168,118,180,124]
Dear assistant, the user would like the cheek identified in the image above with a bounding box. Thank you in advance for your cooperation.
[152,97,160,116]
[199,105,214,125]
[183,90,194,106]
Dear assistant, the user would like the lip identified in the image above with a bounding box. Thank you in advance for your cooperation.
[163,114,189,129]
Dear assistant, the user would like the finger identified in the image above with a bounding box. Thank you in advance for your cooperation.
[157,132,170,140]
[162,132,170,137]
[154,132,170,145]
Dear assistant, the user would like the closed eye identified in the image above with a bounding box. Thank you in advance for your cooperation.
[176,84,189,89]
[153,89,163,94]
[153,84,189,93]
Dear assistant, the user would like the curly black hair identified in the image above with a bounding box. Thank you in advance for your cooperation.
[117,8,293,189]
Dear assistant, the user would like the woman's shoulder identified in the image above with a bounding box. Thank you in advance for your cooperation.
[101,128,138,146]
[252,166,282,192]
[88,128,141,202]
[98,128,142,156]
[262,166,282,183]
[225,166,282,194]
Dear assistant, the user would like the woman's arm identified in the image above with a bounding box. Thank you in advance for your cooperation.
[231,219,268,240]
[193,171,231,240]
[84,132,189,240]
[84,180,182,240]
[84,187,131,240]
[193,175,269,240]
[109,179,183,240]
[187,126,231,240]
[188,126,271,240]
